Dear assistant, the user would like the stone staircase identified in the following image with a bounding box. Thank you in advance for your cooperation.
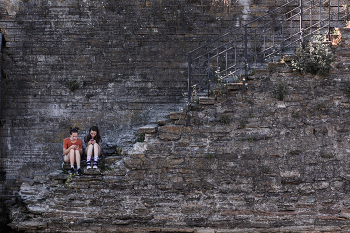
[6,28,350,233]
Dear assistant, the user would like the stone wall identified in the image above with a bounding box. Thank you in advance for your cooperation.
[0,0,314,184]
[5,28,350,232]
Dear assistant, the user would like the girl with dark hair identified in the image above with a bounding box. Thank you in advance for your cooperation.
[84,126,102,169]
[63,127,83,175]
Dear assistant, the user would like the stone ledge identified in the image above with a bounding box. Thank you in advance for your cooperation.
[199,97,216,105]
[170,112,186,120]
[227,83,248,91]
[138,124,158,134]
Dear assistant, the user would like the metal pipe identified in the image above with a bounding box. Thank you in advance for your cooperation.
[300,0,304,47]
[310,0,312,35]
[216,41,219,72]
[207,53,210,97]
[328,0,331,35]
[225,45,228,78]
[244,25,247,90]
[346,0,349,20]
[0,32,2,80]
[272,12,275,50]
[186,53,192,127]
[319,0,321,27]
[282,16,284,57]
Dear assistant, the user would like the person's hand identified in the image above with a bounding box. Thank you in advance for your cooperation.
[74,145,79,150]
[90,139,95,145]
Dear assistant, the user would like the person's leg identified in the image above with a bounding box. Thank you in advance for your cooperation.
[63,154,70,163]
[86,144,93,169]
[75,150,81,168]
[92,144,100,169]
[69,149,75,167]
[93,144,100,159]
[75,150,82,175]
[65,150,75,174]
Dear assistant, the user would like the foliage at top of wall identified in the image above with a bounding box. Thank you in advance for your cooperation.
[291,34,334,75]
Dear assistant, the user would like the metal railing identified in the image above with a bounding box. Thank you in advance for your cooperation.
[186,0,349,126]
[0,32,5,196]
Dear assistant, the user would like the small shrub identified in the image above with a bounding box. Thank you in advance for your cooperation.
[321,152,330,159]
[291,33,334,75]
[343,79,350,96]
[289,150,301,156]
[220,115,231,125]
[206,152,214,159]
[273,81,288,101]
[292,112,300,118]
[68,79,79,91]
[248,136,254,143]
[135,133,145,143]
[263,166,269,173]
[138,108,153,125]
[239,119,247,129]
[315,103,326,111]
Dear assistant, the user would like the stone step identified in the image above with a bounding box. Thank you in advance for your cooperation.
[199,97,216,105]
[227,82,247,91]
[169,112,186,120]
[138,124,158,134]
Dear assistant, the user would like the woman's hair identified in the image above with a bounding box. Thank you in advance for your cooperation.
[87,126,101,142]
[69,127,79,135]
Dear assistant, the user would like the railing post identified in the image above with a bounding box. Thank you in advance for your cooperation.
[186,53,192,127]
[0,32,2,80]
[328,0,331,36]
[300,0,304,47]
[243,25,247,91]
[347,0,349,21]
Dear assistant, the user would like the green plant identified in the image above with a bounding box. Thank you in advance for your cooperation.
[291,33,334,75]
[206,152,214,159]
[220,114,231,125]
[139,108,153,125]
[343,79,350,96]
[248,136,254,143]
[292,112,300,118]
[239,119,247,129]
[273,81,288,101]
[249,111,254,118]
[68,79,79,91]
[289,150,301,156]
[263,165,269,173]
[300,190,305,195]
[135,133,145,143]
[315,103,326,111]
[65,174,76,188]
[321,152,330,159]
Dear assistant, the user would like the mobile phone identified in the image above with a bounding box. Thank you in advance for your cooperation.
[90,139,94,141]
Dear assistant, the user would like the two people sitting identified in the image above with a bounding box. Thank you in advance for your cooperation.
[62,126,102,175]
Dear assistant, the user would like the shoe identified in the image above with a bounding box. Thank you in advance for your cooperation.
[93,161,98,169]
[77,168,82,176]
[86,161,91,169]
[69,167,75,175]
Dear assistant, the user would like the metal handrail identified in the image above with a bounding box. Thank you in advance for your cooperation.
[186,0,349,126]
